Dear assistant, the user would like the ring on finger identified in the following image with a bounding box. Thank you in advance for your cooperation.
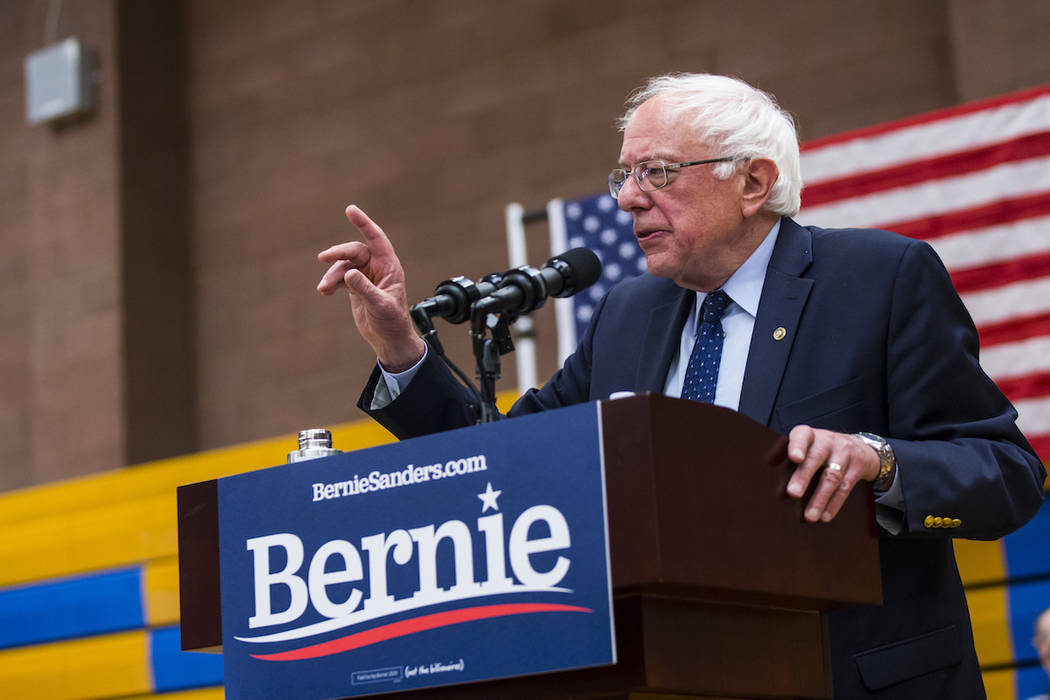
[827,462,843,474]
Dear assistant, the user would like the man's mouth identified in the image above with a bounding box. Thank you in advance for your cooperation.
[636,229,666,240]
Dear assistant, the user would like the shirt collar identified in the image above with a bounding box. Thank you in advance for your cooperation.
[701,217,781,318]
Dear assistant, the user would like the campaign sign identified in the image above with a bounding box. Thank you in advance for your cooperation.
[217,402,615,699]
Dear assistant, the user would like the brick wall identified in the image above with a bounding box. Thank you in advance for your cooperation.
[0,1,124,488]
[1,0,1048,488]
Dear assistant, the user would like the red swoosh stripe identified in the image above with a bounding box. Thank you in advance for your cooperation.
[249,603,593,661]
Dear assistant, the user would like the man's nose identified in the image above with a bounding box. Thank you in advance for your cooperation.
[616,176,650,211]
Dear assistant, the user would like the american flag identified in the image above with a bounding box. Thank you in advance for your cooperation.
[559,84,1050,462]
[559,194,645,343]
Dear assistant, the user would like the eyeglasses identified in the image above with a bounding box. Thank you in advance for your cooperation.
[608,157,737,199]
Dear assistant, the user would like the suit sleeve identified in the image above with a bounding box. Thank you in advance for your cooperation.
[357,351,477,439]
[357,291,610,436]
[884,240,1045,539]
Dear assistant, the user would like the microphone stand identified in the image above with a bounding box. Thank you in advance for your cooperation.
[469,297,517,424]
[410,298,514,425]
[409,305,489,424]
[409,249,600,425]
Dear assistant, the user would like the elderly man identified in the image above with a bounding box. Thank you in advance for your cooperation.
[318,73,1045,698]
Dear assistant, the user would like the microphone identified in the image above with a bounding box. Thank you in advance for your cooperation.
[410,248,602,424]
[474,247,603,317]
[411,247,602,324]
[411,273,503,325]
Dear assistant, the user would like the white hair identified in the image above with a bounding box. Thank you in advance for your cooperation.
[619,73,802,217]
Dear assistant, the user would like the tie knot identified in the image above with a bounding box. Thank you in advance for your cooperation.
[701,289,732,324]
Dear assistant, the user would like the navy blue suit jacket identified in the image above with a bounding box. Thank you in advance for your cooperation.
[362,217,1046,698]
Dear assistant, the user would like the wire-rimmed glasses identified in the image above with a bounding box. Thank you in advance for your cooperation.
[608,157,736,199]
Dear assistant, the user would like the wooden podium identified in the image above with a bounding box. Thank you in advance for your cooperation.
[178,394,881,699]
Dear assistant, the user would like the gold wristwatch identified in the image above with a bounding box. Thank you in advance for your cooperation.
[855,432,896,492]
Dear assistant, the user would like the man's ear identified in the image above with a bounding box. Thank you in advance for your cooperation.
[740,158,779,217]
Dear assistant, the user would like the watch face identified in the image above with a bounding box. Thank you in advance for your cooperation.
[856,433,895,485]
[857,432,885,446]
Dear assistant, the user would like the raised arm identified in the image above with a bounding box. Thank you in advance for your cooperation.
[317,205,425,372]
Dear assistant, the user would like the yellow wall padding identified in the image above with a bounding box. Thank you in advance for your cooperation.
[965,584,1015,668]
[0,419,396,588]
[143,556,181,627]
[0,630,151,699]
[0,420,397,528]
[953,530,1015,676]
[122,688,225,700]
[980,666,1017,700]
[954,538,1008,586]
[0,493,175,588]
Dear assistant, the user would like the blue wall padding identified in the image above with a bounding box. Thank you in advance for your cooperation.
[1016,664,1048,700]
[149,626,224,692]
[1005,497,1050,700]
[1008,579,1050,665]
[0,567,144,649]
[1004,498,1050,580]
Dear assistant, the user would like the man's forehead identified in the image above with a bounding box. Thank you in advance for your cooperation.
[618,147,682,166]
[619,134,709,166]
[620,97,705,164]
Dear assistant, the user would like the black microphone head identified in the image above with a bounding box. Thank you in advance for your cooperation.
[546,247,602,298]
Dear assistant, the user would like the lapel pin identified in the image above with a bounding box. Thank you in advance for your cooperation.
[773,327,787,341]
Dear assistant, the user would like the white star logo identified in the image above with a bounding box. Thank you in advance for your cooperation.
[477,482,502,513]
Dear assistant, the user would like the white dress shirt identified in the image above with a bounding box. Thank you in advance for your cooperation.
[663,219,780,409]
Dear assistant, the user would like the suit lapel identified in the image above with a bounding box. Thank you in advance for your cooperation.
[738,219,814,427]
[635,281,694,393]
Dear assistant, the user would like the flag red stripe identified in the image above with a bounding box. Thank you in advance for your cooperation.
[248,603,593,661]
[996,371,1050,402]
[800,84,1050,152]
[875,193,1050,241]
[801,131,1050,208]
[1025,435,1050,465]
[978,311,1050,348]
[950,250,1050,294]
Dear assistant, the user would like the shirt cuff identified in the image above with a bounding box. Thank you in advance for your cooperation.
[873,468,904,534]
[371,347,429,410]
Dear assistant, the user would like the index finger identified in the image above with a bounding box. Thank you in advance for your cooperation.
[786,425,824,498]
[787,424,815,465]
[316,205,395,264]
[347,204,397,259]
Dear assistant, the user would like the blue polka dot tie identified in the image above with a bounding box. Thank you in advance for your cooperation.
[681,290,732,403]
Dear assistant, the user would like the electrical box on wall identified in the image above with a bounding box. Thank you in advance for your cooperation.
[24,37,95,125]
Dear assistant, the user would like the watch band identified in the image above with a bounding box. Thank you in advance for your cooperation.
[855,432,896,492]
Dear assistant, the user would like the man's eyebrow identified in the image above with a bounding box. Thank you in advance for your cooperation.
[619,154,663,169]
[619,152,678,168]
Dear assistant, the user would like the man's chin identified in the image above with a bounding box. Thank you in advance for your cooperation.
[641,253,673,279]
